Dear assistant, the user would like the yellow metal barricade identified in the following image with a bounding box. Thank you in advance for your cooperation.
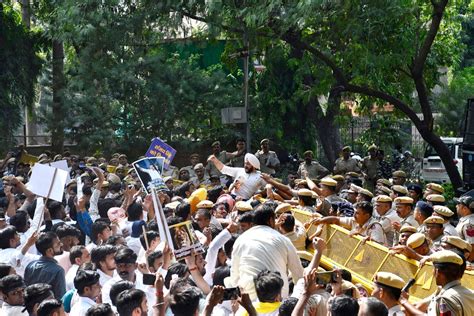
[292,208,474,301]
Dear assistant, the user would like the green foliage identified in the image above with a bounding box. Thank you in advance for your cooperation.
[0,4,42,150]
[33,0,241,155]
[433,67,474,136]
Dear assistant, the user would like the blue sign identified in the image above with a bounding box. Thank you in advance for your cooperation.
[145,138,176,170]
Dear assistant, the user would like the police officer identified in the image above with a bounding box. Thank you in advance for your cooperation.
[297,150,329,180]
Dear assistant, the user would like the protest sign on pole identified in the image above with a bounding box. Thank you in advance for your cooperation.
[145,138,176,170]
[151,187,175,254]
[28,164,68,203]
[28,164,68,233]
[168,221,204,260]
[48,160,71,184]
[132,157,166,194]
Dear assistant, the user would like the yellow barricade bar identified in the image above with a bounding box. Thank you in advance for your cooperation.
[292,208,474,301]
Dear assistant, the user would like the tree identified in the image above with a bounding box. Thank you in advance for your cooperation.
[0,3,42,151]
[42,0,241,155]
[196,0,469,188]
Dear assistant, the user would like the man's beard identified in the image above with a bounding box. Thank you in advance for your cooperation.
[54,249,64,256]
[244,166,254,173]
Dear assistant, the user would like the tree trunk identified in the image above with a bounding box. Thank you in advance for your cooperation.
[51,40,65,153]
[314,89,342,169]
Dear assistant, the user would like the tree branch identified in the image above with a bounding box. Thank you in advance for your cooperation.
[345,83,424,128]
[410,0,448,129]
[282,30,348,85]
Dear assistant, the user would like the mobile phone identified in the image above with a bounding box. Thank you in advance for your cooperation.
[143,273,156,285]
[316,271,337,285]
[402,278,416,292]
[222,287,240,300]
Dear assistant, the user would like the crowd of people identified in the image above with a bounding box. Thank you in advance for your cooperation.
[0,138,472,316]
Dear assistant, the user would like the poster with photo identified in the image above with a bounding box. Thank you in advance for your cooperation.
[169,220,204,260]
[132,157,166,194]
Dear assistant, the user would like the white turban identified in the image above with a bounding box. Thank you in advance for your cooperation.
[244,153,260,170]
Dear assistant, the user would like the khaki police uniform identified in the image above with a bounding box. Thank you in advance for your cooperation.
[456,213,474,244]
[426,280,474,316]
[333,157,361,175]
[339,216,386,245]
[297,161,329,179]
[255,150,280,175]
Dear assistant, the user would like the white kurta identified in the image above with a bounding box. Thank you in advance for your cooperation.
[229,225,304,300]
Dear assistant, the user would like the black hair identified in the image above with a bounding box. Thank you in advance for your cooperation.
[106,235,125,246]
[147,250,163,269]
[36,298,63,316]
[90,245,116,267]
[127,202,143,221]
[56,224,81,239]
[82,186,93,196]
[167,216,184,227]
[46,200,64,219]
[116,289,146,316]
[147,220,159,232]
[224,235,237,259]
[24,283,54,314]
[239,212,254,224]
[164,262,189,289]
[110,280,134,306]
[98,199,118,219]
[360,297,388,316]
[91,221,110,244]
[169,286,202,316]
[74,270,100,295]
[175,202,191,220]
[354,201,373,216]
[329,296,359,316]
[253,204,275,226]
[115,247,137,264]
[139,231,160,250]
[280,214,295,233]
[0,263,12,278]
[207,186,224,203]
[299,195,315,206]
[212,266,230,286]
[376,283,402,301]
[254,270,283,302]
[69,245,87,265]
[195,208,211,220]
[36,232,58,256]
[279,297,299,316]
[175,182,193,199]
[0,274,25,294]
[0,226,17,249]
[9,211,28,232]
[85,303,115,316]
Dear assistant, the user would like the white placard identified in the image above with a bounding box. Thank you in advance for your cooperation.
[76,176,83,200]
[48,160,71,184]
[28,164,68,202]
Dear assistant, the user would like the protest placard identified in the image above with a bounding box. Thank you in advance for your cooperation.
[169,220,204,260]
[28,164,68,202]
[132,157,166,194]
[48,160,70,181]
[145,138,176,170]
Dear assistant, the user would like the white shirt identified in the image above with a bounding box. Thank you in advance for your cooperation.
[229,225,304,300]
[388,304,405,316]
[1,302,28,316]
[102,271,156,316]
[97,268,115,286]
[125,236,142,256]
[204,228,232,285]
[69,296,96,316]
[66,264,79,291]
[220,166,266,200]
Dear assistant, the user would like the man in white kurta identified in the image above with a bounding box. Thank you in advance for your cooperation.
[228,205,304,301]
[207,153,266,200]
